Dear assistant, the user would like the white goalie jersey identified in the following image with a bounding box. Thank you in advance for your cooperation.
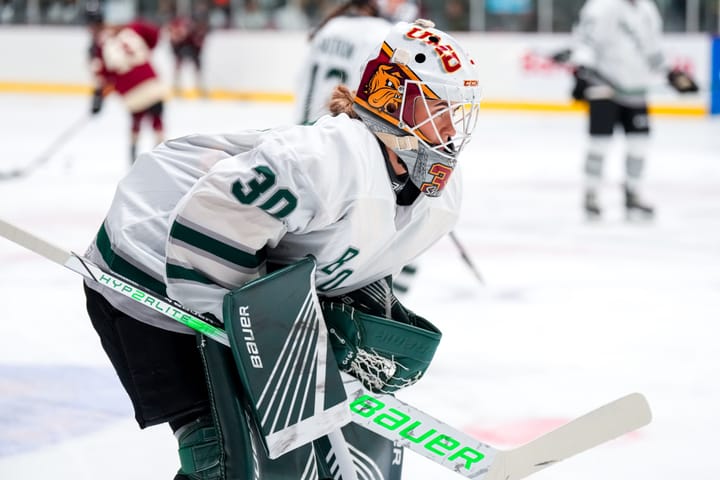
[294,15,392,124]
[571,0,667,97]
[85,114,461,331]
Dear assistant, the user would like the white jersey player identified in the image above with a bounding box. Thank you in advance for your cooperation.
[571,0,667,104]
[294,0,417,124]
[569,0,698,220]
[83,19,482,480]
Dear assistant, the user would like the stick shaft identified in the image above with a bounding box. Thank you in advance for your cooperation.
[0,114,90,180]
[449,231,485,284]
[0,217,72,265]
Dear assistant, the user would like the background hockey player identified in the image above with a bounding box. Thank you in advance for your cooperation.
[87,7,168,163]
[569,0,698,220]
[168,5,210,97]
[294,0,417,125]
[82,19,482,480]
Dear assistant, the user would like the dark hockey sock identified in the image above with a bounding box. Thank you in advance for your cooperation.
[170,409,211,433]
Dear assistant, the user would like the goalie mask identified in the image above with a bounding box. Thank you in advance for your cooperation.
[353,19,482,197]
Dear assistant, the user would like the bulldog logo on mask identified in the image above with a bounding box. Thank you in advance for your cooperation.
[364,65,404,116]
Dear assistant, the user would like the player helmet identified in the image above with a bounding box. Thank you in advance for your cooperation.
[353,19,482,197]
[376,0,419,23]
[84,1,104,25]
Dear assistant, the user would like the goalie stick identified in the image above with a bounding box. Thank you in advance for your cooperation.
[535,48,705,95]
[449,231,485,285]
[0,217,652,479]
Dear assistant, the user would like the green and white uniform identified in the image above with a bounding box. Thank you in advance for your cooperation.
[571,0,667,103]
[294,15,391,124]
[85,113,461,332]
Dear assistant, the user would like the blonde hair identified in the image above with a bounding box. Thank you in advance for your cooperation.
[329,85,359,119]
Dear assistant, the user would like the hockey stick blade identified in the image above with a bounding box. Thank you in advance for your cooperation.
[484,393,652,480]
[341,378,650,479]
[0,217,652,479]
[0,114,91,181]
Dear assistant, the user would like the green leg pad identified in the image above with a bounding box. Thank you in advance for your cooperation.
[197,335,321,479]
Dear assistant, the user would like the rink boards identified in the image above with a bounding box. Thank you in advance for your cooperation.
[0,27,712,115]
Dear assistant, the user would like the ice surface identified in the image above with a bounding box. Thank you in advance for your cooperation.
[0,93,718,479]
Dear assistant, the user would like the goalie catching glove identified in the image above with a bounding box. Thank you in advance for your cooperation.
[320,276,442,394]
[667,69,699,93]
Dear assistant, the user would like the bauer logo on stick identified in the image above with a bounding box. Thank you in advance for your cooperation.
[349,394,486,472]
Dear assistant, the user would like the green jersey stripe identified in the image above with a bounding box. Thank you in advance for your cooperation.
[166,263,216,284]
[96,223,167,296]
[169,221,266,269]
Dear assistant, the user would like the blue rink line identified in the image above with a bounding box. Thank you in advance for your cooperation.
[0,364,132,457]
[712,35,720,115]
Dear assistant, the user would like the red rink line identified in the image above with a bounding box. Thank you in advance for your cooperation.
[464,417,643,446]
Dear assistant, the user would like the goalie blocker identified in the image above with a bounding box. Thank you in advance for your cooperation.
[182,257,433,479]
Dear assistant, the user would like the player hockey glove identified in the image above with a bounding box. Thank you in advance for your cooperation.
[320,276,441,394]
[572,66,616,101]
[549,48,572,64]
[90,86,104,114]
[667,69,699,93]
[571,67,590,101]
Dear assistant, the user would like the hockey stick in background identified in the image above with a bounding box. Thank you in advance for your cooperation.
[0,113,92,181]
[449,231,485,285]
[532,48,706,95]
[0,217,652,479]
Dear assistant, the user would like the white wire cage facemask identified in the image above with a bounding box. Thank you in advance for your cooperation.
[363,79,482,197]
[398,80,481,161]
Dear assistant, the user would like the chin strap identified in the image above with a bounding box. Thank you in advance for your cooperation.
[374,132,418,151]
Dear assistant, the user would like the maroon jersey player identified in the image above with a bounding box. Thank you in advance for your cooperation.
[168,13,209,96]
[87,9,167,163]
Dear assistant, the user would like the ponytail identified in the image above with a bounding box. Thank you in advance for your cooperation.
[329,85,359,119]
